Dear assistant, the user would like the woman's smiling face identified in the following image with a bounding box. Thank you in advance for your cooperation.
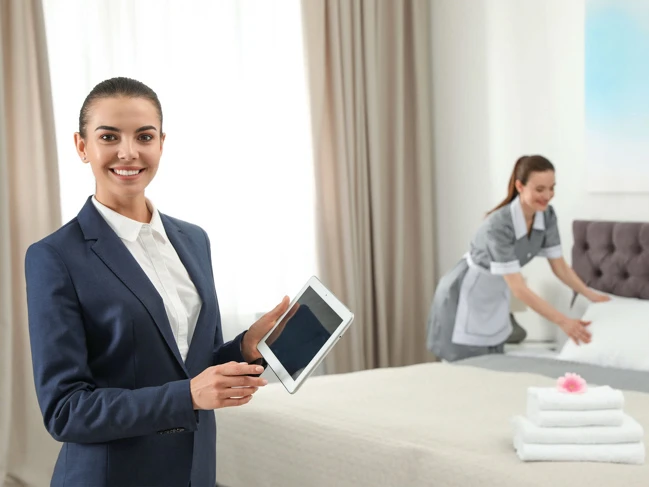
[75,96,165,202]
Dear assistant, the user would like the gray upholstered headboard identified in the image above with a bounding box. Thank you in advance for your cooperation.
[572,220,649,299]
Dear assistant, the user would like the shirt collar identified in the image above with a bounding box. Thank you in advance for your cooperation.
[91,196,169,243]
[509,195,545,240]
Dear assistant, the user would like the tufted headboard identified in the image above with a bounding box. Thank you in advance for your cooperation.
[572,220,649,299]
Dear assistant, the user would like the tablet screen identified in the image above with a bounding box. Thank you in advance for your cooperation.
[265,286,343,379]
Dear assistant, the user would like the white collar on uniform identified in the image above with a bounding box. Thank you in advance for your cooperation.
[509,195,545,240]
[91,196,169,243]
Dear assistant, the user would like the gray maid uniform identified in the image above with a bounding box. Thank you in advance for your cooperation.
[426,196,562,362]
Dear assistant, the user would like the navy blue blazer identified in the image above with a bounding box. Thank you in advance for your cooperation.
[25,197,246,487]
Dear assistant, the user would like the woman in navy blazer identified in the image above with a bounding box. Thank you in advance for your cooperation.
[25,77,288,487]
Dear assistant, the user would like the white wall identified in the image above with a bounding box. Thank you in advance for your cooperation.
[431,0,494,279]
[431,0,649,341]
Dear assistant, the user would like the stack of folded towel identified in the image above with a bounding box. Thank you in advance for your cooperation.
[512,385,646,464]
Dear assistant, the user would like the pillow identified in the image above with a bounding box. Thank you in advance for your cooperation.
[557,295,649,371]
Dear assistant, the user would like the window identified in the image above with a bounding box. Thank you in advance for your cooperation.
[43,0,317,339]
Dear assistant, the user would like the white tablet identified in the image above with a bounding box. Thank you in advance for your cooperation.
[257,276,354,394]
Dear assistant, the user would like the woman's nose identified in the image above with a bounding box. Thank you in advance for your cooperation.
[117,140,137,160]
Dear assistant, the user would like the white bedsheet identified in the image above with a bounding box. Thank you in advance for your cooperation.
[216,363,649,487]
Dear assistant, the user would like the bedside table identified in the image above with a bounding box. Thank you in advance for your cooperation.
[504,340,560,359]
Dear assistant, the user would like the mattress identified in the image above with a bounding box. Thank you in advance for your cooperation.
[215,357,649,487]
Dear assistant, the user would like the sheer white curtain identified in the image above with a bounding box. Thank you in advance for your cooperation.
[42,0,317,340]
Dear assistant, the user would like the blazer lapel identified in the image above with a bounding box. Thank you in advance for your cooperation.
[77,197,188,375]
[161,215,215,372]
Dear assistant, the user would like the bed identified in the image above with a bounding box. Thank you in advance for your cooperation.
[215,220,649,486]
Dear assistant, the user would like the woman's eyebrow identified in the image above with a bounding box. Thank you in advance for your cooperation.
[94,125,158,132]
[95,125,120,132]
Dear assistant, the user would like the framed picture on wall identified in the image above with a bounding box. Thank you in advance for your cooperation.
[585,0,649,193]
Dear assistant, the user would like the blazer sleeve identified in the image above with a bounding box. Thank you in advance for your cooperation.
[199,228,247,365]
[25,241,198,444]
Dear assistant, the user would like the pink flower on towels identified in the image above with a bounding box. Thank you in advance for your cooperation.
[556,373,588,394]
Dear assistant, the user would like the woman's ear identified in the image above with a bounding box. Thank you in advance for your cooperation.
[74,132,89,163]
[514,179,524,194]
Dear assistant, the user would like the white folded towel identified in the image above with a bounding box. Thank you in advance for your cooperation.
[513,436,645,464]
[511,414,644,444]
[528,385,624,411]
[526,404,625,427]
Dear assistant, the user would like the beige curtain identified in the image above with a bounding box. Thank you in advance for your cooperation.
[0,1,61,485]
[301,0,436,373]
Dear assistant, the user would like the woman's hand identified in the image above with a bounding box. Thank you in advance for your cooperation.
[558,318,592,345]
[241,296,291,362]
[585,290,611,303]
[190,362,268,410]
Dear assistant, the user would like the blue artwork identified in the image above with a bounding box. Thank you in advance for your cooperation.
[585,0,649,192]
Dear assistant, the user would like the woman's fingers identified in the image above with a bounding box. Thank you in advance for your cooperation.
[221,375,268,388]
[579,322,592,342]
[216,361,265,376]
[571,322,592,345]
[219,386,259,399]
[222,395,254,408]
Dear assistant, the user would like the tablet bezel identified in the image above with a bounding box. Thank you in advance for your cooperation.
[256,276,354,394]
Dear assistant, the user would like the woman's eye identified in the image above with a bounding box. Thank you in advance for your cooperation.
[139,134,153,142]
[100,134,117,141]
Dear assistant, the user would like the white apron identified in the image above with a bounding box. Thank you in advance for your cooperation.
[451,254,513,347]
